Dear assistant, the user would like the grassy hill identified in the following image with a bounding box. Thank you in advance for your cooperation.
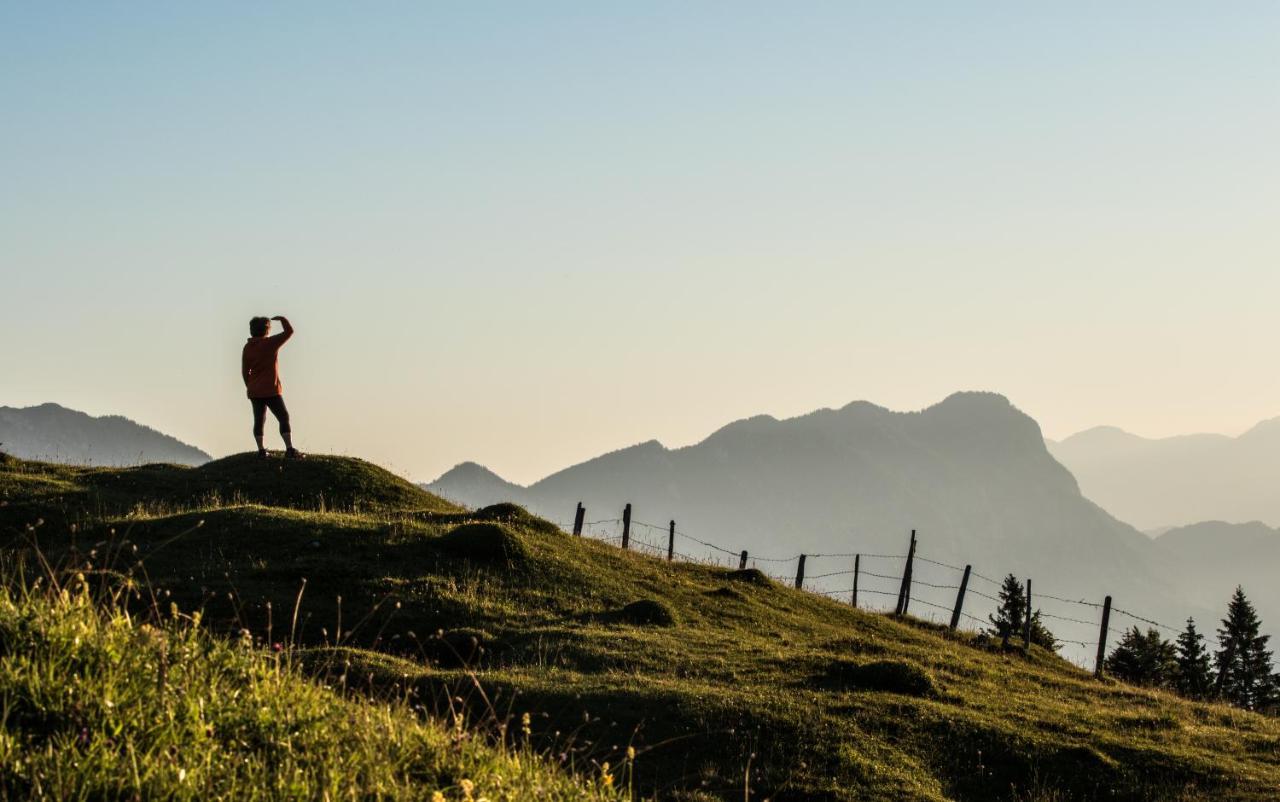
[0,561,620,800]
[4,452,1280,801]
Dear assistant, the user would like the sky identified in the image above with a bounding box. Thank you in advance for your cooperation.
[2,3,1279,484]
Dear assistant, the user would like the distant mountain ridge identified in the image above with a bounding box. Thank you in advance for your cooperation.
[0,403,210,466]
[1153,520,1280,644]
[429,392,1206,652]
[1048,419,1280,530]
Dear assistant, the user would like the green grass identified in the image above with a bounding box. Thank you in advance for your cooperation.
[0,568,623,801]
[4,453,1280,801]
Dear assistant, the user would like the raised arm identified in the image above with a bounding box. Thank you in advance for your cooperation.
[270,315,294,344]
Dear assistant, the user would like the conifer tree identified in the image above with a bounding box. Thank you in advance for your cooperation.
[1174,617,1213,700]
[1105,627,1178,688]
[1028,610,1058,652]
[1216,587,1277,711]
[988,574,1026,649]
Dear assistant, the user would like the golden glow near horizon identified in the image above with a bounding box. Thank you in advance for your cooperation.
[3,4,1278,483]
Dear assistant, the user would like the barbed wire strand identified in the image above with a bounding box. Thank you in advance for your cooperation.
[566,510,1184,649]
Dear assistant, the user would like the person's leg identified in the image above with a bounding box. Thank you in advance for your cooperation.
[264,395,296,454]
[251,398,268,455]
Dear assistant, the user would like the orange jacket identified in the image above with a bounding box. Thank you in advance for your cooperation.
[242,331,292,398]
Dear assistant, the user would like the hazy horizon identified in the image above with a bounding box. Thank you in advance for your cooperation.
[4,3,1278,484]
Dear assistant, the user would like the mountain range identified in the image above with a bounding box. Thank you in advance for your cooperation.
[428,392,1214,654]
[1048,421,1280,531]
[1155,519,1280,632]
[0,402,210,466]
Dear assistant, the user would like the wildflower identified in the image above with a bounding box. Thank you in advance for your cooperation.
[459,778,475,800]
[627,745,636,761]
[431,793,445,802]
[600,762,614,789]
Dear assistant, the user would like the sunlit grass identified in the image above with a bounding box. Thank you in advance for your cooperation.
[0,567,624,801]
[4,452,1280,801]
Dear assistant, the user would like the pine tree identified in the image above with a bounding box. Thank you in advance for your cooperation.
[1105,627,1178,688]
[1174,618,1213,700]
[1028,610,1058,652]
[988,574,1026,649]
[1215,587,1277,711]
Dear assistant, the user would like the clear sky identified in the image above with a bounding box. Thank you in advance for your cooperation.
[2,3,1278,483]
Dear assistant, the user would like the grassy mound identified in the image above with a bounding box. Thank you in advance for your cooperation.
[4,453,1280,801]
[725,568,772,586]
[191,453,454,512]
[706,586,745,601]
[0,453,458,533]
[609,599,677,627]
[0,576,619,801]
[434,522,531,567]
[414,502,562,536]
[819,658,936,697]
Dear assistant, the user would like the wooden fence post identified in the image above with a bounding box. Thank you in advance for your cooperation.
[1023,579,1033,652]
[949,565,971,630]
[621,503,632,550]
[739,550,748,570]
[1094,595,1112,678]
[895,530,917,615]
[852,554,860,608]
[572,503,584,536]
[795,555,807,589]
[667,520,675,561]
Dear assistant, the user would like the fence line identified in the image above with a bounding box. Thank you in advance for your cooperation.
[565,501,1182,676]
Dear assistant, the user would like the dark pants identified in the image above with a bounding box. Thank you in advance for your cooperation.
[251,395,291,437]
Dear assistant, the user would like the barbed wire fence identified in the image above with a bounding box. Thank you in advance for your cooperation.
[558,501,1182,676]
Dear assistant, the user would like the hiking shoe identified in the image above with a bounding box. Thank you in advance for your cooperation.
[257,449,269,459]
[284,448,304,460]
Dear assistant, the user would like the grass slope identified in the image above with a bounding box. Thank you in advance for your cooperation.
[3,453,1279,801]
[0,571,620,800]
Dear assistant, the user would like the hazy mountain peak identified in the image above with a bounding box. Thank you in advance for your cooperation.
[936,390,1014,408]
[1239,416,1280,441]
[0,402,210,467]
[1058,425,1143,445]
[436,461,515,484]
[702,414,780,443]
[628,438,668,452]
[1050,414,1280,530]
[425,461,525,507]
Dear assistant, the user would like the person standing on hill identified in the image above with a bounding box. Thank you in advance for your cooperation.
[242,315,301,459]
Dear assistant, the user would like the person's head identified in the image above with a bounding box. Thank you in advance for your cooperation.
[249,316,271,338]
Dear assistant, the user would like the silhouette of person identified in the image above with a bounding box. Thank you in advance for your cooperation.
[242,315,300,458]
